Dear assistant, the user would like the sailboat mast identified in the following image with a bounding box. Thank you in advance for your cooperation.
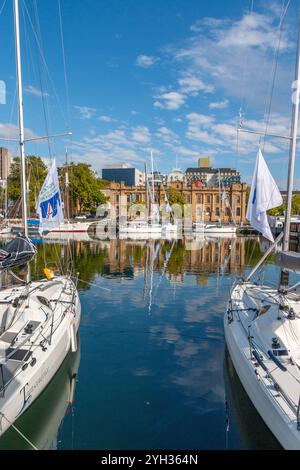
[13,0,28,237]
[144,162,148,218]
[65,147,70,221]
[151,150,154,204]
[283,17,300,252]
[218,169,221,224]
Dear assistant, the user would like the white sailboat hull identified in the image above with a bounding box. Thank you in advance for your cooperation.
[119,222,162,235]
[0,277,81,439]
[224,284,300,450]
[46,221,91,234]
[161,223,177,234]
[205,225,237,234]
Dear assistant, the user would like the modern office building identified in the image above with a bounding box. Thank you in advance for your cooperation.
[102,164,145,186]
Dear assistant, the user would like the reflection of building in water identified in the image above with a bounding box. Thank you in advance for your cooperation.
[103,239,147,278]
[100,238,246,281]
[186,238,245,279]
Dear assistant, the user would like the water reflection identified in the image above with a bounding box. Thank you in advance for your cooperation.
[0,234,284,449]
[224,348,281,450]
[0,337,80,450]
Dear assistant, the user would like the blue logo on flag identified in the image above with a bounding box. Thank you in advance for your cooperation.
[40,192,61,220]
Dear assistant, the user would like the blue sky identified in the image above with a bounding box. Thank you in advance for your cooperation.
[0,0,299,188]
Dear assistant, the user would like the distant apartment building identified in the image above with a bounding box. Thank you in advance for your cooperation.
[0,147,12,184]
[185,166,241,188]
[102,164,145,186]
[147,170,167,186]
[167,168,186,184]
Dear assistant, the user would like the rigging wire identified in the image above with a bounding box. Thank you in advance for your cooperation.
[261,0,291,153]
[57,0,71,131]
[0,0,6,17]
[21,0,69,130]
[244,1,291,270]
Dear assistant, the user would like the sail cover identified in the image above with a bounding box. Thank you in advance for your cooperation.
[0,236,36,270]
[36,159,64,235]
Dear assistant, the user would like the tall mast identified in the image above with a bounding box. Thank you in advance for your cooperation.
[65,147,70,221]
[151,150,154,204]
[13,0,28,237]
[218,169,221,224]
[280,15,300,284]
[144,162,148,218]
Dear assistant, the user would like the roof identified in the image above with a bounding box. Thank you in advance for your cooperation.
[185,167,239,174]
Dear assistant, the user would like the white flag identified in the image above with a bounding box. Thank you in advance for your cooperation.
[36,159,64,234]
[246,149,282,242]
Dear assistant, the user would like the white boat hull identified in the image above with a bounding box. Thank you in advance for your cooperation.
[205,225,237,234]
[46,221,91,234]
[224,285,300,449]
[0,277,81,439]
[119,222,162,235]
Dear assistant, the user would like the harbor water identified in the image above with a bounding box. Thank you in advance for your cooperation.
[0,235,284,450]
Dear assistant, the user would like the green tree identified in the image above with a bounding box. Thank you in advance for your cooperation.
[292,194,300,215]
[165,187,186,206]
[66,163,108,214]
[268,202,285,217]
[8,156,47,214]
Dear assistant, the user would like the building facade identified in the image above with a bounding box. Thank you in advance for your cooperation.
[104,180,247,224]
[0,147,12,183]
[102,164,145,186]
[167,168,186,184]
[185,167,241,188]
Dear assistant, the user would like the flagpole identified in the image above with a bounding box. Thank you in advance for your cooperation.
[13,0,28,238]
[280,13,300,285]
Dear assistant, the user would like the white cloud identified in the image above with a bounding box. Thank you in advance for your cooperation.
[131,126,151,144]
[209,99,229,109]
[71,124,154,171]
[136,54,159,68]
[172,5,294,113]
[0,122,39,140]
[156,126,180,144]
[98,115,114,122]
[184,111,287,157]
[178,76,214,94]
[154,91,186,110]
[75,106,96,120]
[24,85,49,98]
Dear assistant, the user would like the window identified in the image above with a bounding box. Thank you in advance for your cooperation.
[186,195,191,203]
[216,196,219,203]
[206,195,211,203]
[116,194,120,203]
[206,207,210,214]
[216,207,220,216]
[197,194,201,203]
[236,196,241,204]
[236,207,241,217]
[127,195,131,203]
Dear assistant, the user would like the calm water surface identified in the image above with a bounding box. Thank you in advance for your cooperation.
[0,235,285,450]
